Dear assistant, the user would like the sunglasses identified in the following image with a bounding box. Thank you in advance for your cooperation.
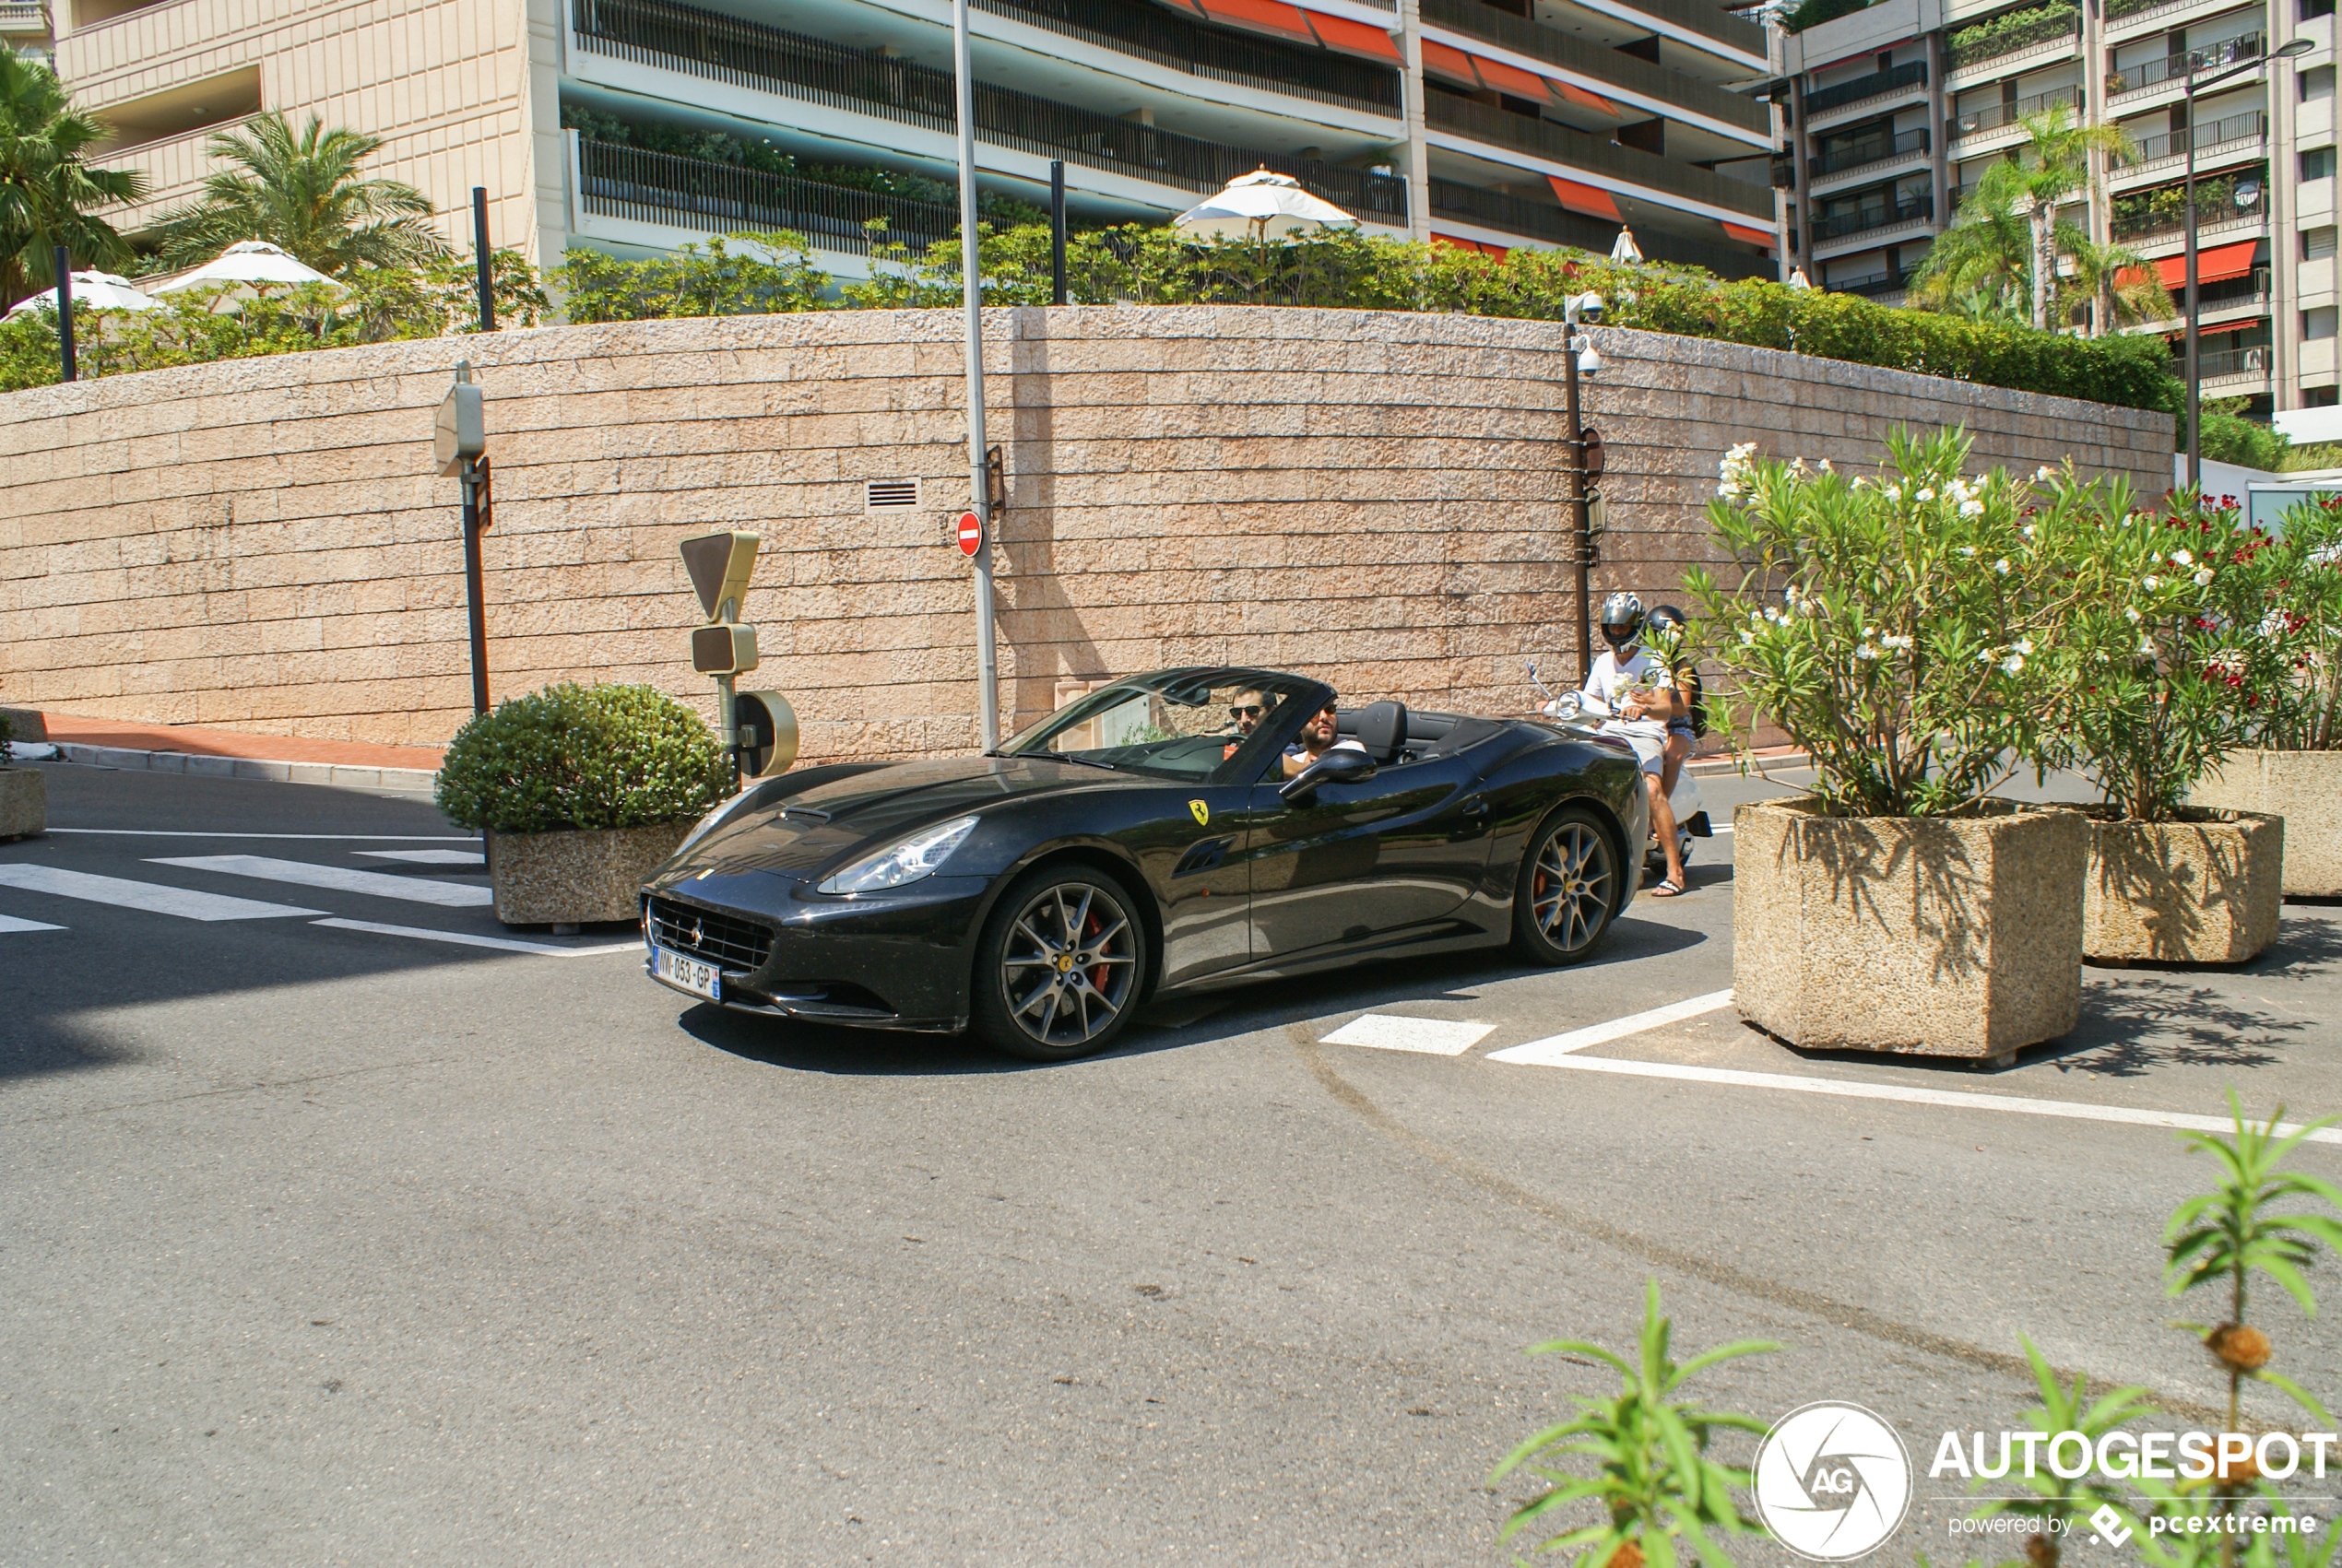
[1229,703,1265,719]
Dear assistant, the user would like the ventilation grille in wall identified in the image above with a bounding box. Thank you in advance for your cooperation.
[865,478,920,511]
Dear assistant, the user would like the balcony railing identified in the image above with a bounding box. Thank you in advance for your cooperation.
[1830,267,1915,297]
[1418,0,1766,134]
[1423,93,1770,216]
[1804,60,1926,115]
[1593,0,1764,55]
[2112,185,2268,240]
[2125,109,2267,166]
[1947,85,2081,141]
[572,0,1407,215]
[0,2,49,30]
[578,140,962,251]
[1425,178,1773,277]
[1947,8,2079,70]
[2187,342,2272,380]
[1812,193,1933,241]
[973,0,1398,113]
[2107,32,2264,95]
[1810,125,1929,177]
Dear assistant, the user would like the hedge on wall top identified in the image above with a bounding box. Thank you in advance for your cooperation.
[435,683,729,835]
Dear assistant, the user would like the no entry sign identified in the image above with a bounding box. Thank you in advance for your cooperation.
[955,510,985,557]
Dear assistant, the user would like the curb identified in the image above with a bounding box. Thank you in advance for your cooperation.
[1686,751,1813,777]
[46,742,439,796]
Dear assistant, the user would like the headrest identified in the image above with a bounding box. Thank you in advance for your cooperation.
[1352,700,1407,761]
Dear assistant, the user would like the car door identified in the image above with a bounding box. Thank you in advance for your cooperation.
[1243,753,1496,961]
[1133,782,1258,988]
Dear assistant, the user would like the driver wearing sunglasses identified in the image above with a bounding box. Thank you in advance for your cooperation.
[1222,690,1271,760]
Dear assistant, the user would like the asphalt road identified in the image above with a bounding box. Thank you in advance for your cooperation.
[5,759,2339,1567]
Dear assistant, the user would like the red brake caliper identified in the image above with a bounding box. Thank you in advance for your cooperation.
[1086,910,1108,989]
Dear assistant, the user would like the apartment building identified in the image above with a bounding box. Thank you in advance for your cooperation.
[1772,0,2336,421]
[6,0,54,63]
[45,0,1780,289]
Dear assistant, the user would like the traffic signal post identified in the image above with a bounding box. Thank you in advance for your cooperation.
[678,530,798,792]
[433,363,492,713]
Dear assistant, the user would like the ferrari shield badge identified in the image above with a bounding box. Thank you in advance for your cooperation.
[1188,800,1210,826]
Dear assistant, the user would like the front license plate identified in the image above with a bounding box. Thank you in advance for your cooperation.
[649,944,722,1001]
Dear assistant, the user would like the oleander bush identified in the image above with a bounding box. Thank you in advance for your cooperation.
[434,683,728,835]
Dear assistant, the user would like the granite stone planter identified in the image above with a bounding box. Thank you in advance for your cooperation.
[2192,749,2342,897]
[489,820,693,926]
[0,766,43,840]
[2079,808,2282,965]
[1733,797,2086,1063]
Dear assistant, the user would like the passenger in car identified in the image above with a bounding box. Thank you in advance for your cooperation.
[1283,698,1369,778]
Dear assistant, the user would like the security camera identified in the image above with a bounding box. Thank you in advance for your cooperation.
[1567,291,1605,324]
[1577,346,1603,379]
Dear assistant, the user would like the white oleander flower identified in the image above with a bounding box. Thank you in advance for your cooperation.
[1741,631,1756,644]
[2015,639,2033,655]
[2035,465,2056,481]
[2194,568,2215,586]
[1881,633,1914,650]
[2125,607,2142,624]
[2143,574,2160,590]
[1857,644,1880,660]
[1994,558,2011,574]
[2171,549,2194,567]
[1818,458,1833,473]
[1961,499,1985,517]
[2003,653,2026,675]
[1916,487,1936,501]
[2139,638,2157,654]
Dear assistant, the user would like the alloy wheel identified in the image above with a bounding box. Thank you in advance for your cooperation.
[1532,821,1615,953]
[999,880,1140,1049]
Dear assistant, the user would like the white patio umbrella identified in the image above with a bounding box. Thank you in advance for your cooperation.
[5,271,162,319]
[1788,267,1814,289]
[1609,226,1644,265]
[150,240,345,303]
[1172,169,1357,242]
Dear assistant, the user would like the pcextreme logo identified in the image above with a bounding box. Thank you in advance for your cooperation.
[1751,1402,1913,1562]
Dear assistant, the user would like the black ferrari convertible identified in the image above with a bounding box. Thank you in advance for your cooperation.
[642,666,1649,1060]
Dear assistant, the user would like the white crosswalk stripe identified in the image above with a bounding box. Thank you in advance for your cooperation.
[148,855,493,908]
[0,864,325,921]
[313,918,637,956]
[0,912,67,933]
[353,849,486,866]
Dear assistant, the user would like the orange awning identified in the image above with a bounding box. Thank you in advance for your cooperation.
[1722,221,1775,246]
[1421,39,1479,85]
[1305,10,1399,58]
[1191,0,1318,42]
[1554,80,1620,116]
[2140,239,2260,289]
[1433,233,1510,258]
[1549,177,1621,220]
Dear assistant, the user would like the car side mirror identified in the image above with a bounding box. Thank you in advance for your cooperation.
[1279,748,1378,804]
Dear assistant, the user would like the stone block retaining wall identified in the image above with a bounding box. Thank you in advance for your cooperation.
[0,307,2172,760]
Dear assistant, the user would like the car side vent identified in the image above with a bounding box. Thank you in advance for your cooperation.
[865,477,920,512]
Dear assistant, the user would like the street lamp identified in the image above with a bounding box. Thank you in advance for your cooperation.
[2183,35,2310,490]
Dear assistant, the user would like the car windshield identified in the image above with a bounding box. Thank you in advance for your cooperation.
[998,669,1323,783]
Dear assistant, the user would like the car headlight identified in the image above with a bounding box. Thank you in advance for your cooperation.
[817,815,980,894]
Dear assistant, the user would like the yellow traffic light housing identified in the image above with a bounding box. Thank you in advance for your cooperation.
[691,624,760,676]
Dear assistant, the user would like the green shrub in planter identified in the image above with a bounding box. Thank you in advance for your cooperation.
[435,683,728,834]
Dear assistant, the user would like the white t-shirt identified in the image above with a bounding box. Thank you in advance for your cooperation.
[1582,650,1671,742]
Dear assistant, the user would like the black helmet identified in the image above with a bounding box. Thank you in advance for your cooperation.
[1646,604,1686,635]
[1599,592,1645,649]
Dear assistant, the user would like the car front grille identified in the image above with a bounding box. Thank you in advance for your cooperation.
[646,896,774,972]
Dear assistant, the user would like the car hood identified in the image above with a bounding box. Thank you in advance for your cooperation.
[681,755,1107,878]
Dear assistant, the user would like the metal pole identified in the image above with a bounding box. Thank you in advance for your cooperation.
[952,0,1000,749]
[1562,338,1590,683]
[461,461,490,714]
[1049,160,1068,307]
[472,186,496,333]
[716,673,739,796]
[2184,62,2201,492]
[53,246,75,383]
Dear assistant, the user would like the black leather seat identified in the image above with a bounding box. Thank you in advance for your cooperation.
[1350,700,1408,763]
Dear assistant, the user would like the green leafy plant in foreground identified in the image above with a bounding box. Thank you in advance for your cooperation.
[1966,1337,2154,1564]
[433,683,728,835]
[1491,1280,1775,1566]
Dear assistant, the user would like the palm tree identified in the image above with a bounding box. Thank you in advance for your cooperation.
[1910,103,2132,331]
[2064,235,2174,336]
[0,51,146,308]
[151,114,445,275]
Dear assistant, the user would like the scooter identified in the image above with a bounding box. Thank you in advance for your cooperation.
[1527,660,1711,878]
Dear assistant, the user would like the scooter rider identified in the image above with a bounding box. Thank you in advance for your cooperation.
[1581,593,1690,898]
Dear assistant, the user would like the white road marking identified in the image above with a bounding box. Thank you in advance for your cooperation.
[1491,1054,2342,1146]
[0,912,67,933]
[1320,1014,1496,1055]
[53,829,474,841]
[354,849,485,866]
[0,864,325,921]
[1488,990,1737,1064]
[148,855,493,908]
[311,919,638,956]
